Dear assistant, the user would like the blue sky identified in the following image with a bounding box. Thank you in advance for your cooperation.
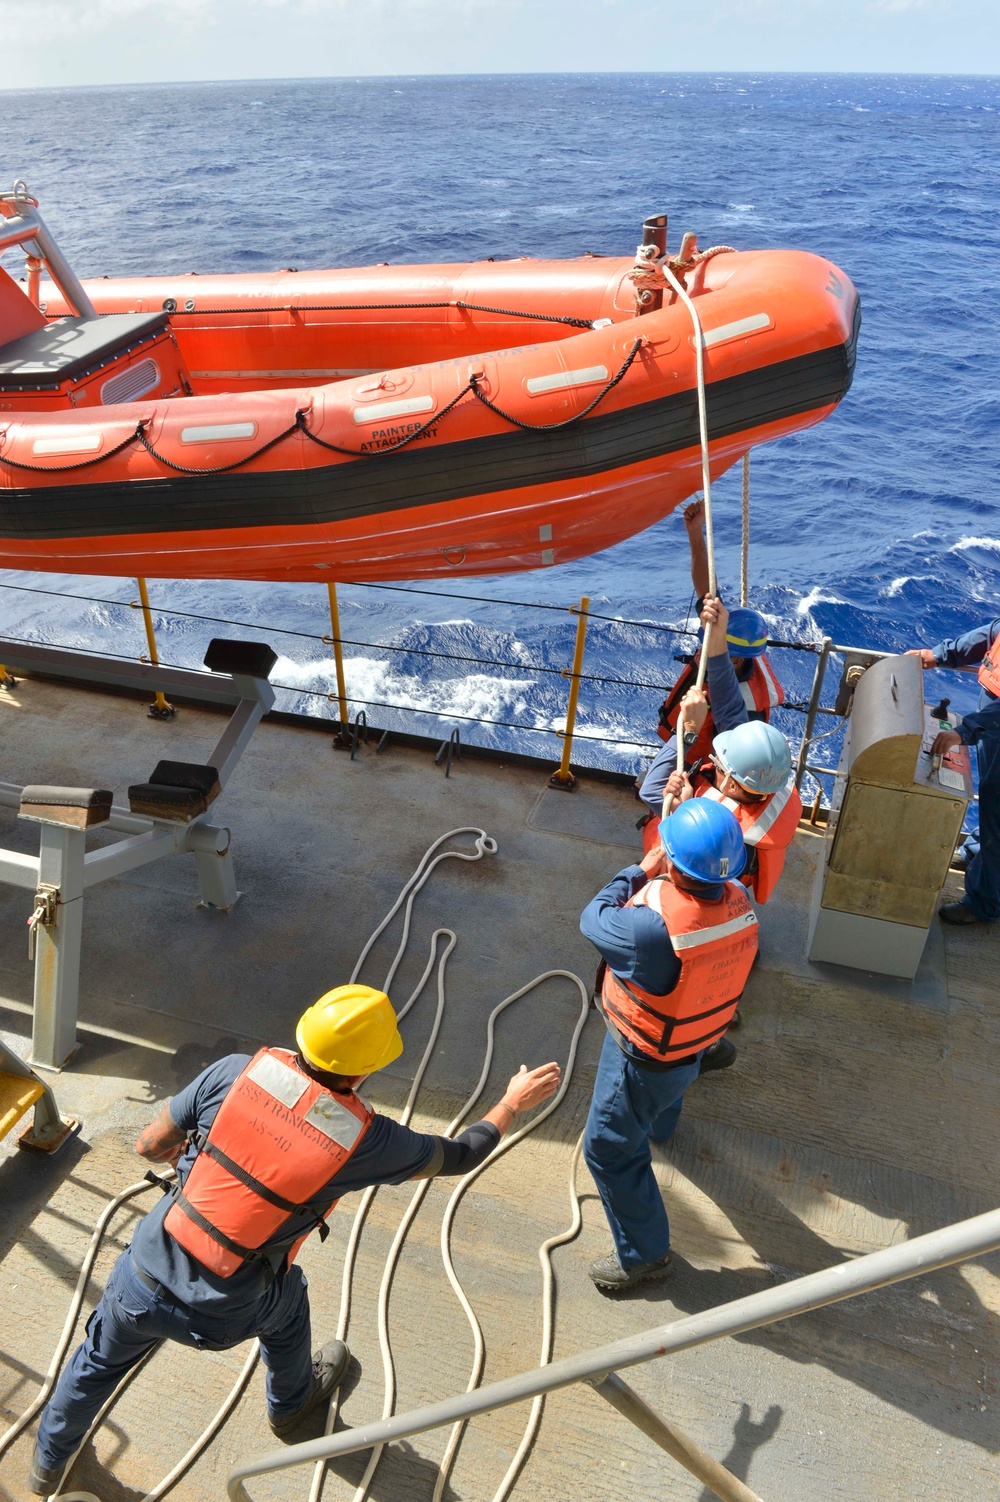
[1,0,998,89]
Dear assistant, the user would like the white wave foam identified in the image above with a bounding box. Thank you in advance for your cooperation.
[950,536,1000,556]
[272,652,537,725]
[795,585,844,617]
[884,576,913,597]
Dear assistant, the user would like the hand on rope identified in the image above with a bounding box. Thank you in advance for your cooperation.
[700,594,730,659]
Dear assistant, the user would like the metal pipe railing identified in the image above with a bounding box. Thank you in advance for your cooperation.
[0,196,97,318]
[227,1206,1000,1501]
[794,635,832,790]
[0,577,909,782]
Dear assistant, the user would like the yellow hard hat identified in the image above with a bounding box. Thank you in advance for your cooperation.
[296,984,403,1076]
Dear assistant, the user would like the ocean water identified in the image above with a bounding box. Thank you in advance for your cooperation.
[1,73,999,789]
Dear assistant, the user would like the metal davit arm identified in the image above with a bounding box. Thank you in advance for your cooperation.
[228,1206,1000,1502]
[0,182,97,318]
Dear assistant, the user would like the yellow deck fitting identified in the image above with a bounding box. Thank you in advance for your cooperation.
[0,1070,44,1141]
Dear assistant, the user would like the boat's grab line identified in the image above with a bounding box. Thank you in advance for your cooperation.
[468,338,644,433]
[152,299,598,331]
[0,338,643,474]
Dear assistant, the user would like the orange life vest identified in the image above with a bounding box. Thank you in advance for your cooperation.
[978,632,1000,696]
[164,1047,372,1279]
[657,655,785,765]
[600,876,758,1060]
[698,777,802,904]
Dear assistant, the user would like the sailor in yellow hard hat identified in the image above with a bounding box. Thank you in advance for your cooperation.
[30,985,561,1494]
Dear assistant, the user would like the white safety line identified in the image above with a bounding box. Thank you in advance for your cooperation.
[12,825,589,1502]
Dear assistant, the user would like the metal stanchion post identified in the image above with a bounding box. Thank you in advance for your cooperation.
[794,636,832,792]
[548,596,589,791]
[324,582,352,749]
[133,578,175,719]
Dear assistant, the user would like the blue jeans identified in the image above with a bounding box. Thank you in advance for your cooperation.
[583,1030,701,1269]
[960,714,1000,922]
[35,1247,313,1470]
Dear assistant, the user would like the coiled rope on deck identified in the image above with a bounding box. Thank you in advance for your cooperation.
[14,827,589,1502]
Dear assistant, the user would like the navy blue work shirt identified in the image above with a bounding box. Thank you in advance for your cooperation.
[580,866,724,1065]
[932,619,1000,743]
[130,1055,487,1311]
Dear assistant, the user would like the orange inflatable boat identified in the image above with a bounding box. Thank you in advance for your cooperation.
[0,189,859,583]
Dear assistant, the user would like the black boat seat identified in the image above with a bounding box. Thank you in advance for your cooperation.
[0,313,170,392]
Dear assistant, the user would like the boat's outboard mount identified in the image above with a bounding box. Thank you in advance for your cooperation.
[807,652,972,979]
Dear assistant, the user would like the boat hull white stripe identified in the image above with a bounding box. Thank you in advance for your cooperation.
[31,433,102,456]
[526,365,608,395]
[180,422,258,444]
[702,313,772,348]
[353,395,435,423]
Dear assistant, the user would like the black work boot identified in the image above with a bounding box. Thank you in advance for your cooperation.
[939,901,985,926]
[699,1037,737,1074]
[268,1339,352,1440]
[29,1445,64,1496]
[589,1251,673,1292]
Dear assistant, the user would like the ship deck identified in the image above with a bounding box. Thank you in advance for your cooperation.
[1,674,998,1502]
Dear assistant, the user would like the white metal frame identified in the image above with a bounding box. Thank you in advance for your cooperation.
[0,638,275,1069]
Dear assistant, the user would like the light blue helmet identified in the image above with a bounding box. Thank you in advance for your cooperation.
[713,721,792,795]
[659,799,747,884]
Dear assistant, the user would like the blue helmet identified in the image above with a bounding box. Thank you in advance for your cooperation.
[659,799,747,884]
[724,607,769,659]
[696,605,769,660]
[713,722,792,795]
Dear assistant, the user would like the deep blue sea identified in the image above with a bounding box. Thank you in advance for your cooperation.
[1,73,999,791]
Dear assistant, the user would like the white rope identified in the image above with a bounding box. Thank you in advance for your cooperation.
[307,828,498,1502]
[22,824,586,1502]
[487,1135,584,1502]
[35,830,496,1502]
[0,1176,158,1462]
[741,452,751,608]
[662,256,718,811]
[433,1119,587,1502]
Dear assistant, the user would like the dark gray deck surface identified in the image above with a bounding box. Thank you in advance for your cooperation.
[1,676,998,1502]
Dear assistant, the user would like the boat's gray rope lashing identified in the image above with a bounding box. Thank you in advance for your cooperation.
[0,422,144,473]
[155,299,596,329]
[295,380,476,458]
[0,336,640,479]
[469,337,644,432]
[136,418,303,475]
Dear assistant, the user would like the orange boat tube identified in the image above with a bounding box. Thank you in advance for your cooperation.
[0,195,859,583]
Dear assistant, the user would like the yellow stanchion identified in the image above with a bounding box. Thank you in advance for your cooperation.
[548,596,589,791]
[133,578,175,719]
[323,581,351,747]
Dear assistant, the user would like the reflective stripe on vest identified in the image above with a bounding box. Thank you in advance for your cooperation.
[659,655,784,760]
[163,1047,373,1278]
[978,632,1000,696]
[701,779,799,846]
[737,655,785,715]
[600,877,758,1059]
[699,778,802,903]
